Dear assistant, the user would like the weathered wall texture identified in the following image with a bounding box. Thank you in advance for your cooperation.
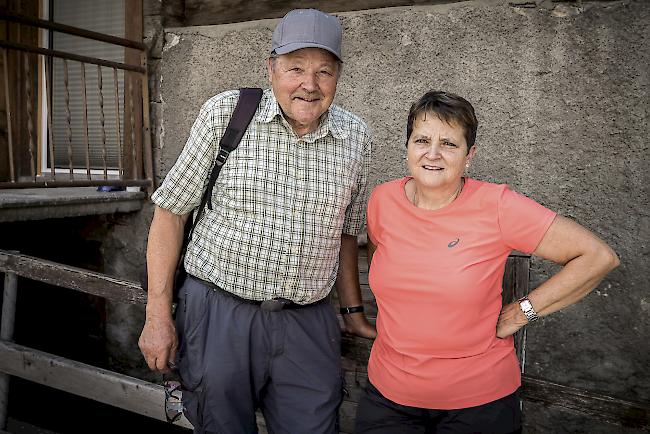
[157,0,648,431]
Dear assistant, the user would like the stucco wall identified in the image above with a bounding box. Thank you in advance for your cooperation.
[157,0,648,431]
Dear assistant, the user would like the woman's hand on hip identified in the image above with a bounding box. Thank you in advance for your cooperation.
[496,301,528,339]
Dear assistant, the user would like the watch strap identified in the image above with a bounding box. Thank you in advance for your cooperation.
[339,305,365,315]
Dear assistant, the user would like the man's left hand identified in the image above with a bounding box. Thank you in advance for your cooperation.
[342,312,377,339]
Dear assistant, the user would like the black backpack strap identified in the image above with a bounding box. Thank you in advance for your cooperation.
[188,87,263,243]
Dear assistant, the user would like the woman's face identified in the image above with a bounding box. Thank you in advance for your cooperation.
[406,112,475,191]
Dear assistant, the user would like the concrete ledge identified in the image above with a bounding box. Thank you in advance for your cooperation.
[0,188,146,222]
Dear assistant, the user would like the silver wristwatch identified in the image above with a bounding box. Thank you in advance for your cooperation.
[518,296,539,323]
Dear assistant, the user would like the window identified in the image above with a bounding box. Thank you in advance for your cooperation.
[42,0,125,174]
[46,0,125,172]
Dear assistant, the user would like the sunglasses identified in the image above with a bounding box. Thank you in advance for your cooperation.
[163,379,184,423]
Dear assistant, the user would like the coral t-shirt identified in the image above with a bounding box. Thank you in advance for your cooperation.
[366,177,556,409]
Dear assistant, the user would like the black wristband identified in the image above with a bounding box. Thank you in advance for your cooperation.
[340,305,364,315]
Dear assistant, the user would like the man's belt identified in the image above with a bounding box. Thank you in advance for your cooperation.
[189,275,329,311]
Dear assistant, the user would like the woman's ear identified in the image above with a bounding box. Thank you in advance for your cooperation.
[466,145,477,167]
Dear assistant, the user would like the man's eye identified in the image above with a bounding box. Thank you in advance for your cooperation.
[443,141,457,147]
[319,70,333,76]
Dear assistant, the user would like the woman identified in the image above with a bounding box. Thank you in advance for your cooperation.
[355,91,619,434]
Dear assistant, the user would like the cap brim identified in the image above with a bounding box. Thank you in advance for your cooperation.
[273,42,342,61]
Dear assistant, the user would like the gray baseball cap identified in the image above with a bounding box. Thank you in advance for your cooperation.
[271,9,342,61]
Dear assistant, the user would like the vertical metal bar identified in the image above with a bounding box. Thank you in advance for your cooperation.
[97,65,107,179]
[24,51,36,179]
[140,51,153,191]
[45,56,56,180]
[128,73,136,179]
[63,58,73,180]
[0,271,18,430]
[113,67,123,178]
[2,48,15,182]
[80,62,91,179]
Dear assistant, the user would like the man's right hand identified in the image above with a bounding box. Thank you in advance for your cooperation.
[139,206,188,373]
[139,313,178,373]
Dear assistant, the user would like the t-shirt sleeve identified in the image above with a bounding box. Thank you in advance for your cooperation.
[366,185,381,246]
[498,187,557,254]
[342,133,372,236]
[151,94,233,215]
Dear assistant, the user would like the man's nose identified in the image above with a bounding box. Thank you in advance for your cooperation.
[301,74,318,92]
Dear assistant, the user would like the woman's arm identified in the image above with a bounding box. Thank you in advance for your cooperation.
[496,215,619,338]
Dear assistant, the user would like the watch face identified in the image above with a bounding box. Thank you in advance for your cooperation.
[520,299,532,311]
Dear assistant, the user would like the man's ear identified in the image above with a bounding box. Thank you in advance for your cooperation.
[267,58,274,84]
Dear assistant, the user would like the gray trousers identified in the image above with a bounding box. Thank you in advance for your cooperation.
[176,276,343,434]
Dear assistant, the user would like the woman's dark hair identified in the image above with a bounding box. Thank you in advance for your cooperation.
[406,91,478,152]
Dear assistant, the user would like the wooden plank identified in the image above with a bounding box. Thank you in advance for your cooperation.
[0,41,146,73]
[5,417,60,434]
[0,250,146,304]
[0,13,146,50]
[339,399,358,434]
[0,341,192,429]
[125,0,144,182]
[523,376,650,429]
[339,367,650,430]
[183,0,465,26]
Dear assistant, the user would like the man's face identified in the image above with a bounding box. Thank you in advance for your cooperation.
[268,48,339,137]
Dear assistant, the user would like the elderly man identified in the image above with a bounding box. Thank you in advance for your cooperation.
[139,8,375,434]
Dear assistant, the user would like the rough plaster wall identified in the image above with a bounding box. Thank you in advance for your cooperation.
[158,0,649,430]
[101,208,154,379]
[100,0,181,381]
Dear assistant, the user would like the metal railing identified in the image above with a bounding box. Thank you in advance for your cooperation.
[0,13,153,190]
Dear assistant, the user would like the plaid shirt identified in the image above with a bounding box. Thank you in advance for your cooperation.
[152,89,372,303]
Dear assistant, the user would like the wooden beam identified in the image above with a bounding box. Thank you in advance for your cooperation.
[338,366,650,430]
[0,341,192,430]
[522,375,650,429]
[0,250,147,304]
[0,41,146,73]
[183,0,466,26]
[0,13,146,50]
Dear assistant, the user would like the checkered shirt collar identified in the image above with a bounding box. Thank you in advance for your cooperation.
[257,89,349,141]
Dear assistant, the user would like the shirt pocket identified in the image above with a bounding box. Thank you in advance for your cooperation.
[213,151,267,213]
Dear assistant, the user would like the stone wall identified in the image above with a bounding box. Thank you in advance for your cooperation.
[153,0,648,431]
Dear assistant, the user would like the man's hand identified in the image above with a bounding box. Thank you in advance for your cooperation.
[496,301,528,339]
[139,206,187,372]
[335,234,377,339]
[138,313,178,372]
[342,312,377,339]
